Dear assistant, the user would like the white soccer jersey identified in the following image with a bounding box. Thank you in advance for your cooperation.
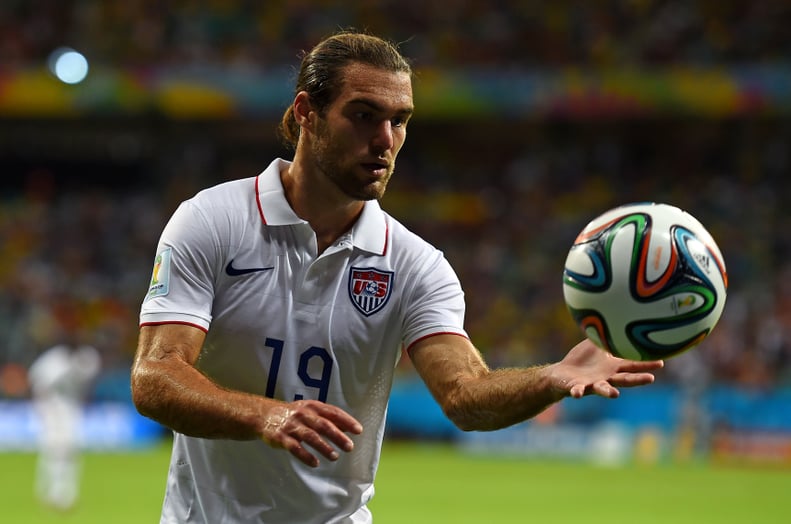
[140,158,468,524]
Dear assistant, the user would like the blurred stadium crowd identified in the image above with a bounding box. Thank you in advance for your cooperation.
[2,0,791,69]
[1,1,791,401]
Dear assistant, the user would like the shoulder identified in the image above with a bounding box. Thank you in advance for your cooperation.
[32,345,67,364]
[381,212,460,284]
[189,177,258,211]
[76,345,101,373]
[184,159,286,224]
[169,176,261,239]
[383,211,442,258]
[29,345,67,376]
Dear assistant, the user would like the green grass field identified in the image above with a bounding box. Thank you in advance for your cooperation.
[1,440,788,523]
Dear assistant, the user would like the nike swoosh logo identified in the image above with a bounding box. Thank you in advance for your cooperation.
[225,259,275,276]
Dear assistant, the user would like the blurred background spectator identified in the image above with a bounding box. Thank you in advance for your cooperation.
[27,315,100,510]
[1,0,790,407]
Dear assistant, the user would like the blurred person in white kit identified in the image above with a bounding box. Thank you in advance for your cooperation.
[28,317,100,511]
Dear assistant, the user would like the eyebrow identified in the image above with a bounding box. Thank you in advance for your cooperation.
[348,97,414,117]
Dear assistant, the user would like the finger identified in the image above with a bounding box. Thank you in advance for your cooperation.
[260,410,346,463]
[282,436,321,468]
[609,372,656,388]
[274,425,342,467]
[287,427,340,461]
[593,380,619,399]
[313,403,363,435]
[302,412,359,453]
[618,359,664,372]
[569,384,586,399]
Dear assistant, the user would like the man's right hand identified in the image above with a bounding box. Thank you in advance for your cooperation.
[260,400,363,467]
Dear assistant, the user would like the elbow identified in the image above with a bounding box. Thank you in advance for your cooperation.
[129,380,146,416]
[448,416,479,433]
[129,364,158,420]
[441,396,498,433]
[129,378,148,417]
[446,413,498,433]
[434,375,500,432]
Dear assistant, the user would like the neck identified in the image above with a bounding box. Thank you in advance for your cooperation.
[281,162,364,254]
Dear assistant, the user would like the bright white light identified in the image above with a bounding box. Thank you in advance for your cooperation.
[48,47,89,84]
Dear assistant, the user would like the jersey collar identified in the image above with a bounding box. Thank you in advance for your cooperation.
[351,198,388,256]
[256,158,388,256]
[255,158,304,226]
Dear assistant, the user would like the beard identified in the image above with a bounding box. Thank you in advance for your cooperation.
[311,119,395,201]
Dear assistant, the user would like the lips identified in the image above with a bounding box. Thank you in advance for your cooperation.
[361,162,389,177]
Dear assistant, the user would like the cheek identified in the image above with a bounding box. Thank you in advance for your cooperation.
[392,130,407,154]
[314,125,348,159]
[329,122,363,153]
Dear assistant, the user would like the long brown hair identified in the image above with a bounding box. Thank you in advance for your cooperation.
[278,30,412,149]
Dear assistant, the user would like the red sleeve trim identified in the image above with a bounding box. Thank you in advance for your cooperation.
[139,321,209,333]
[405,331,469,357]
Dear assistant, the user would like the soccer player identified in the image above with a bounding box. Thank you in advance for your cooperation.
[28,322,100,511]
[132,30,663,523]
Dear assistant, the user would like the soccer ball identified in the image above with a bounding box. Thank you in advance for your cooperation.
[562,202,728,361]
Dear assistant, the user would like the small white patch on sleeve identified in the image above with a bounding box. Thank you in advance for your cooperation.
[146,247,172,300]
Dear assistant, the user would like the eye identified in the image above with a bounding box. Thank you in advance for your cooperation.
[391,116,407,128]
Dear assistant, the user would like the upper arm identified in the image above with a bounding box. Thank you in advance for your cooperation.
[131,323,207,410]
[135,323,206,367]
[139,200,218,331]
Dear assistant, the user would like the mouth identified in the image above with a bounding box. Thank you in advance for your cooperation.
[361,161,390,178]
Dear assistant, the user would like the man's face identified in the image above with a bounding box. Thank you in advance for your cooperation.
[309,63,413,201]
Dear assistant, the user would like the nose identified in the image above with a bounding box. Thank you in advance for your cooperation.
[371,120,395,153]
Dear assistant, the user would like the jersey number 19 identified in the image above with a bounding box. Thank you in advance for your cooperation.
[262,337,333,402]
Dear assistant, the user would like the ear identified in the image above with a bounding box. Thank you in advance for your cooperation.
[292,91,315,130]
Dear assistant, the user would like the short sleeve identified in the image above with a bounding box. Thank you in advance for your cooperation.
[139,200,218,331]
[401,250,468,351]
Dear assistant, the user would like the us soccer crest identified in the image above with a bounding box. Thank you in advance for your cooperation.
[348,267,394,316]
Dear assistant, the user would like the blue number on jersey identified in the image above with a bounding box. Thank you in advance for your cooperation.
[262,338,333,402]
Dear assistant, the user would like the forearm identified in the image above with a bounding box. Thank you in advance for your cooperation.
[131,328,363,467]
[442,364,566,431]
[131,353,273,440]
